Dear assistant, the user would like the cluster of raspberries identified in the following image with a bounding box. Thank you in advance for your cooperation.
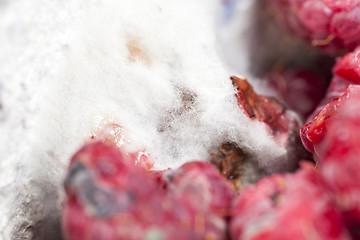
[62,0,360,239]
[264,0,360,239]
[232,85,360,239]
[63,85,360,240]
[62,84,360,239]
[62,142,235,240]
[62,82,360,240]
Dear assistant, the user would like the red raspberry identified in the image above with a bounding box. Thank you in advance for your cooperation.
[62,142,232,240]
[231,76,301,140]
[333,47,360,84]
[231,76,310,167]
[300,85,360,155]
[230,162,351,240]
[317,88,360,239]
[166,161,235,215]
[300,101,341,153]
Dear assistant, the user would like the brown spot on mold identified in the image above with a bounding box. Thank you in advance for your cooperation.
[210,142,246,193]
[126,39,151,65]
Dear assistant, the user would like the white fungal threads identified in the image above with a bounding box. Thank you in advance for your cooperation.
[0,0,292,238]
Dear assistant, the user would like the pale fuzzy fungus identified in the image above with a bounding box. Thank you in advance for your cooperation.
[0,0,298,239]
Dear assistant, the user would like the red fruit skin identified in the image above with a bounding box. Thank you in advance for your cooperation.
[230,162,351,240]
[333,47,360,84]
[300,85,359,155]
[308,76,350,122]
[318,88,360,239]
[301,102,338,153]
[62,142,230,240]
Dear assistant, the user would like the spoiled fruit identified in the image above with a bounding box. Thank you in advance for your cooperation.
[210,142,246,193]
[231,76,290,136]
[231,76,310,169]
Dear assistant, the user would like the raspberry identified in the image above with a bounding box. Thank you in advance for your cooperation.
[268,0,360,53]
[62,142,232,240]
[319,98,360,193]
[300,102,340,153]
[231,76,310,166]
[166,161,235,215]
[231,76,300,139]
[151,161,236,215]
[230,163,351,240]
[300,85,360,154]
[263,69,327,119]
[317,88,360,239]
[333,47,360,84]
